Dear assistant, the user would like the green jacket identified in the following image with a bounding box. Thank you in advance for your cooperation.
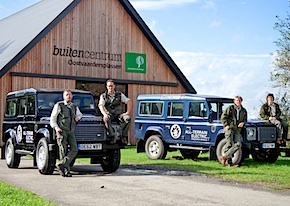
[259,102,281,121]
[221,104,247,131]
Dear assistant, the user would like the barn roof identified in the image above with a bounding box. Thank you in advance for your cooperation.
[0,0,196,93]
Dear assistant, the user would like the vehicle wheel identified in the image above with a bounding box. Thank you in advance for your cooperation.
[267,150,279,163]
[252,150,278,163]
[5,138,21,168]
[145,135,167,160]
[252,152,266,162]
[101,149,121,172]
[216,138,243,165]
[180,149,200,160]
[36,138,56,175]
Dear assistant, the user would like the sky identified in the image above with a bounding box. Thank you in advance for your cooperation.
[0,0,289,118]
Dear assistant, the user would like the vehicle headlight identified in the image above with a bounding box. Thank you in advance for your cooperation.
[246,127,256,141]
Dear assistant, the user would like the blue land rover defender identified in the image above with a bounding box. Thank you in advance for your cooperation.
[134,94,279,165]
[2,88,123,175]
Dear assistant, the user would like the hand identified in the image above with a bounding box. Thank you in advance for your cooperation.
[225,125,230,130]
[75,117,79,122]
[56,128,62,136]
[238,122,244,128]
[103,114,110,122]
[269,117,276,120]
[119,112,129,119]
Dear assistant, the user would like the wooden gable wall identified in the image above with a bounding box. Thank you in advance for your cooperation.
[0,0,187,144]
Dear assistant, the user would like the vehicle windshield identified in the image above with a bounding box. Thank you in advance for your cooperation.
[37,92,97,116]
[207,99,233,120]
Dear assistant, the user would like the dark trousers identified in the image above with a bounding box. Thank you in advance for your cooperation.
[56,130,78,171]
[104,114,131,137]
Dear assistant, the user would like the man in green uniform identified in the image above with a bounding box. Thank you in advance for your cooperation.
[99,79,132,145]
[259,93,288,144]
[50,90,82,177]
[220,96,247,167]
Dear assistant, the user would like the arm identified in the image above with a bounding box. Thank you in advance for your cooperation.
[276,104,282,119]
[50,103,61,133]
[259,104,269,120]
[125,99,132,115]
[120,93,132,118]
[75,106,82,122]
[221,106,231,130]
[98,93,110,122]
[238,108,247,128]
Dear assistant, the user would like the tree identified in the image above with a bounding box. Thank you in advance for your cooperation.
[271,12,290,119]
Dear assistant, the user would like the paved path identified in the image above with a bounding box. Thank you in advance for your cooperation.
[0,158,289,206]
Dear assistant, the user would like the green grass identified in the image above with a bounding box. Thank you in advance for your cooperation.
[0,181,56,206]
[119,146,290,191]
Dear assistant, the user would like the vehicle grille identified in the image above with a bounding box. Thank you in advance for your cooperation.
[75,124,106,141]
[257,127,276,142]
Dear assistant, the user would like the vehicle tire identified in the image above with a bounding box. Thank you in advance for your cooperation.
[5,138,21,168]
[252,150,278,163]
[36,138,56,175]
[101,149,121,172]
[180,149,200,160]
[267,150,279,163]
[145,135,167,160]
[216,138,243,165]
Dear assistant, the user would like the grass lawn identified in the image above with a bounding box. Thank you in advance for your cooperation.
[119,146,290,191]
[0,181,56,206]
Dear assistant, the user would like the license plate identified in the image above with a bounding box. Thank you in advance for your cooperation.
[262,143,275,149]
[78,143,102,150]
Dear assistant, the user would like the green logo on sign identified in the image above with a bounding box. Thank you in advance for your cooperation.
[126,52,146,73]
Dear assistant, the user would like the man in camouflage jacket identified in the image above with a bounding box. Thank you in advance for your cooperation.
[220,96,247,167]
[259,93,288,144]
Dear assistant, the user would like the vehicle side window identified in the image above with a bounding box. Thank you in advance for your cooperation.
[5,99,17,117]
[209,102,218,120]
[27,95,35,115]
[189,102,206,117]
[168,102,184,116]
[19,98,26,115]
[139,102,163,116]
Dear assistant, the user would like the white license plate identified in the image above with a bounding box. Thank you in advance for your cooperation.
[78,143,102,150]
[262,143,275,149]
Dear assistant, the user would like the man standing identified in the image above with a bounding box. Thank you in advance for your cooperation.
[220,96,247,167]
[99,79,132,145]
[259,93,288,144]
[50,90,82,177]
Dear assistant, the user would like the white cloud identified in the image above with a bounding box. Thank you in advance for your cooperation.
[170,51,278,118]
[147,19,164,37]
[130,0,200,10]
[201,0,217,10]
[210,20,221,28]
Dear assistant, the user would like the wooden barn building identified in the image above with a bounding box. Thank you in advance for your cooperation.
[0,0,196,145]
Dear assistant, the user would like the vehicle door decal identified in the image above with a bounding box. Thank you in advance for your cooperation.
[23,131,34,143]
[170,124,181,139]
[16,125,23,143]
[185,127,209,141]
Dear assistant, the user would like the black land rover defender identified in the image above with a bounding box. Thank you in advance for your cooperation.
[2,88,123,175]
